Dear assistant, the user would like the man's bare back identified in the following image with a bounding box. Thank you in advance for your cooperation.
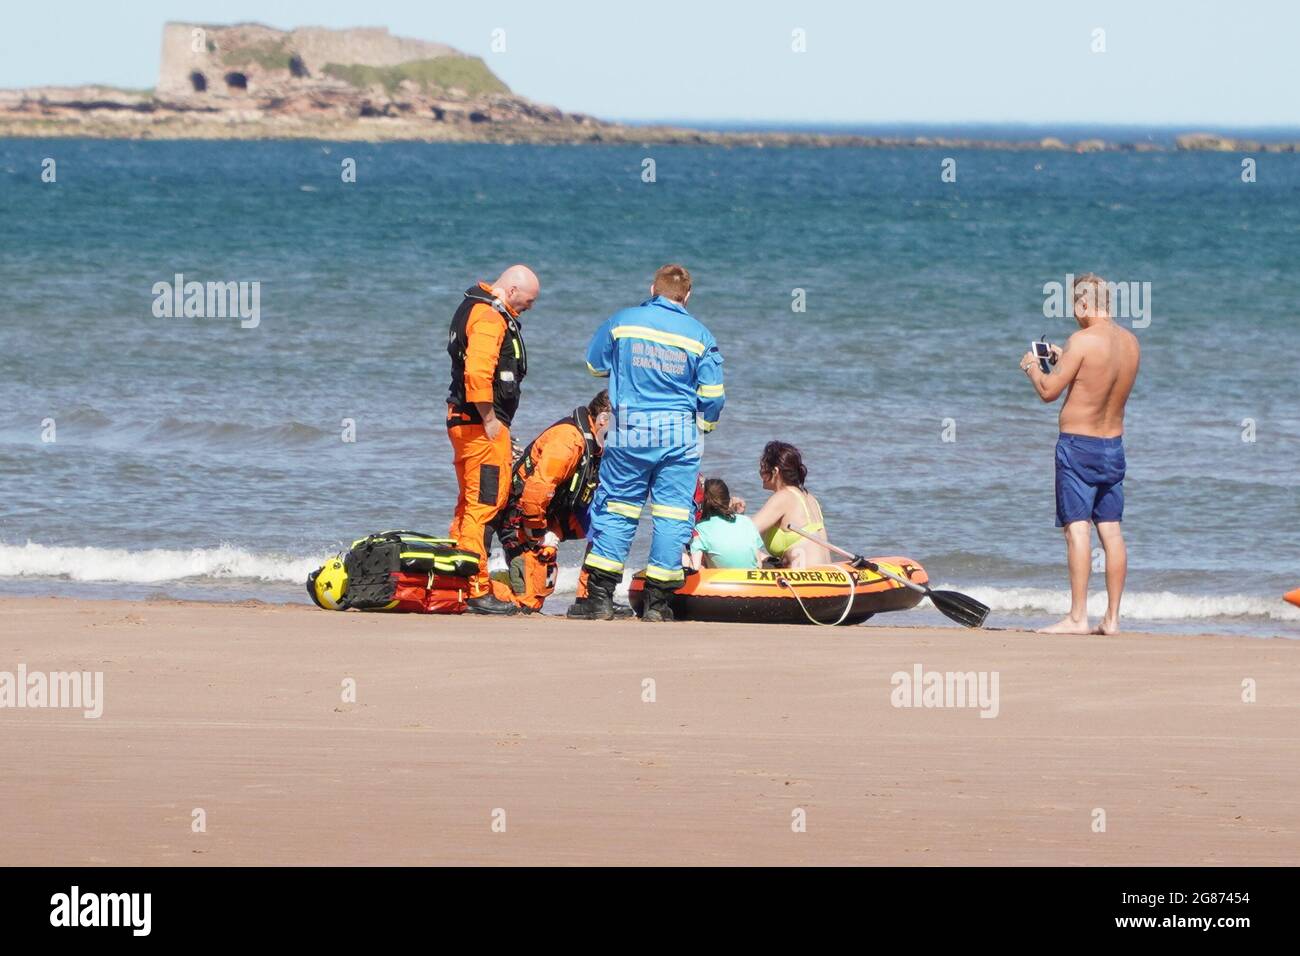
[1057,321,1140,437]
[1020,275,1142,636]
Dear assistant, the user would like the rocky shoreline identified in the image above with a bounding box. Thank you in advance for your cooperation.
[1,85,1295,152]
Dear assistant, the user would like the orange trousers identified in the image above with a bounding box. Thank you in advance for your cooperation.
[447,418,512,598]
[501,529,593,611]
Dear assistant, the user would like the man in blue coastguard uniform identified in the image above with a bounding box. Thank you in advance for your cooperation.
[571,264,725,622]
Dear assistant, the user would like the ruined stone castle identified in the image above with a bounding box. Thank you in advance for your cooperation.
[136,21,599,130]
[157,22,467,98]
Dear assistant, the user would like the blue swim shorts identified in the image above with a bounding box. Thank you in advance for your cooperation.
[1054,433,1126,527]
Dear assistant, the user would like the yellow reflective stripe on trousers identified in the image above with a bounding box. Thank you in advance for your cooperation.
[606,500,643,519]
[650,503,691,521]
[584,553,625,573]
[697,417,717,433]
[586,362,609,377]
[610,325,706,356]
[644,564,685,582]
[696,383,725,398]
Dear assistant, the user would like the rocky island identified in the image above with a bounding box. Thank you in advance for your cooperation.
[0,22,1293,152]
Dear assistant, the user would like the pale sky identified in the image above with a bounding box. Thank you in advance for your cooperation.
[1,0,1296,127]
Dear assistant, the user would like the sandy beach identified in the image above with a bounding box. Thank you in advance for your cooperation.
[1,596,1295,866]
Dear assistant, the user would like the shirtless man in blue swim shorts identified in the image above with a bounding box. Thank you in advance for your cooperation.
[1021,273,1140,634]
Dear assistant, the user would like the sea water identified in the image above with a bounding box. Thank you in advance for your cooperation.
[1,138,1297,636]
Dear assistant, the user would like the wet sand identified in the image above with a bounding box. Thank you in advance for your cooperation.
[1,597,1296,865]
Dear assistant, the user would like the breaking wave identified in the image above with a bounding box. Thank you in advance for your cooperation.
[949,584,1300,623]
[0,542,627,599]
[1,541,1288,621]
[0,541,319,584]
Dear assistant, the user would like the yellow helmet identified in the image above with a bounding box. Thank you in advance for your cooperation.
[307,557,348,610]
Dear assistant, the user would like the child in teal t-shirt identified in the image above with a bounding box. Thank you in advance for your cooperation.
[689,478,765,570]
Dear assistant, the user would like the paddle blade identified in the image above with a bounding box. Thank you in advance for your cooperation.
[928,589,990,629]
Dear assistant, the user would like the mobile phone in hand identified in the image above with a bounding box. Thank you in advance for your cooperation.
[1032,340,1053,374]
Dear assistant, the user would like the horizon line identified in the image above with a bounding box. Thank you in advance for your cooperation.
[617,118,1300,133]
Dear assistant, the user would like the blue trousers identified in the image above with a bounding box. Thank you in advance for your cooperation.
[584,433,699,585]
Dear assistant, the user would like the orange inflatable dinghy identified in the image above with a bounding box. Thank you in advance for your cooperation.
[1285,588,1300,609]
[627,557,928,625]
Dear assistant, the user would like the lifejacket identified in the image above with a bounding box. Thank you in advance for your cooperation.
[511,407,601,521]
[446,284,527,426]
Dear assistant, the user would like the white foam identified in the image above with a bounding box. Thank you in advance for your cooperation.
[0,541,319,584]
[0,541,630,598]
[28,539,1288,621]
[948,584,1300,623]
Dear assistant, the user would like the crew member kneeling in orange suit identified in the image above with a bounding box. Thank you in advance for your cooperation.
[445,265,540,615]
[491,390,632,616]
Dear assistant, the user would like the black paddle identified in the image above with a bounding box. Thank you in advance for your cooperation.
[785,526,990,629]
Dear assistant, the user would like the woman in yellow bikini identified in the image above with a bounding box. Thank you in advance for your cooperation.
[747,441,832,568]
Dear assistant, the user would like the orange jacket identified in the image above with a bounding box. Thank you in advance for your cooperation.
[516,421,588,528]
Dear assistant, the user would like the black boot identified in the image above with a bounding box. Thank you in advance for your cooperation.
[565,597,595,619]
[466,592,520,615]
[566,596,635,619]
[640,582,677,623]
[568,570,618,621]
